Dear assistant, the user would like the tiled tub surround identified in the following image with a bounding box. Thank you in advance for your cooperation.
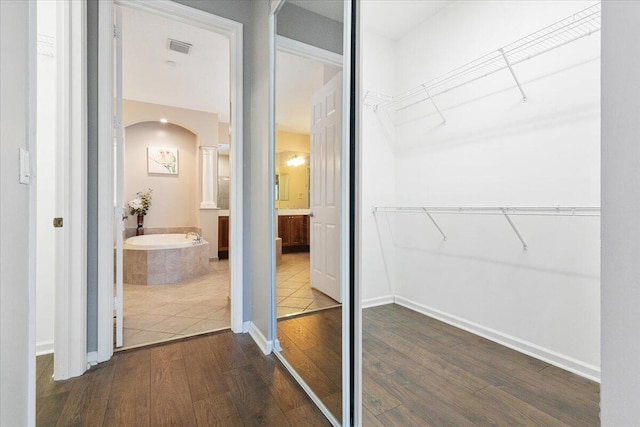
[123,234,210,285]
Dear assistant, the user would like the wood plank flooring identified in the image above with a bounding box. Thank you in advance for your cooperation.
[36,331,331,427]
[278,307,343,421]
[363,304,600,426]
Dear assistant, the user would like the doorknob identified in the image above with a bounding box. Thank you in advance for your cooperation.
[309,212,314,217]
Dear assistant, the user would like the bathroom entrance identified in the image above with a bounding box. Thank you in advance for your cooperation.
[108,1,244,350]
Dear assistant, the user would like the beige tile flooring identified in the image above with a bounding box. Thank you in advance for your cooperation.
[276,252,341,317]
[120,252,340,349]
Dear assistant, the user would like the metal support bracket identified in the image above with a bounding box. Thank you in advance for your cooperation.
[423,208,447,241]
[499,48,527,102]
[501,208,527,250]
[422,85,446,124]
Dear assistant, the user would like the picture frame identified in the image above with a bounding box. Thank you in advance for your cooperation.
[147,146,179,175]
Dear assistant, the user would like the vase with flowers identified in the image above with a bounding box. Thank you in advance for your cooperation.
[128,188,153,235]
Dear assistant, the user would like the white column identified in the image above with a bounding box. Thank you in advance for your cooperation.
[200,146,218,208]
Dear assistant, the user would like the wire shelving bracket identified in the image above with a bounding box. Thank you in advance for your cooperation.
[363,3,601,113]
[372,206,600,250]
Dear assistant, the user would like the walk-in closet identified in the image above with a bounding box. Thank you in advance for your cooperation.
[360,1,601,424]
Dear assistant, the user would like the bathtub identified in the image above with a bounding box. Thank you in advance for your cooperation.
[125,233,202,250]
[123,234,210,285]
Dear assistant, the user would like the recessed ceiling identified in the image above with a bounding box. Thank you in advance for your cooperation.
[288,0,344,23]
[362,0,451,41]
[122,7,230,122]
[276,50,341,134]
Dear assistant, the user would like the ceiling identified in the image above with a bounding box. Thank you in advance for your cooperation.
[362,0,451,41]
[288,0,344,23]
[276,51,340,134]
[122,7,230,122]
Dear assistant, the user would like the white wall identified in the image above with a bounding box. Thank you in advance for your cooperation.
[124,122,199,229]
[35,0,57,355]
[363,0,601,379]
[601,1,640,423]
[360,29,397,306]
[1,0,33,425]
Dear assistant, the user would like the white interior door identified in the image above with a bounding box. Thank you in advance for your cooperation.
[114,6,124,348]
[310,72,342,303]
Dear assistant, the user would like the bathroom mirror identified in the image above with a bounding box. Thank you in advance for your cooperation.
[270,0,350,424]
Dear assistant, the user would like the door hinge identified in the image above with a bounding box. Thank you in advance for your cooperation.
[113,296,122,310]
[113,116,121,131]
[113,25,121,39]
[53,217,63,228]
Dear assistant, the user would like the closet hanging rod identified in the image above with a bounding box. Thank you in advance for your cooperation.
[367,3,601,112]
[372,206,601,217]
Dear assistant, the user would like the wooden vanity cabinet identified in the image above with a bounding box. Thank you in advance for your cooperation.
[218,216,229,259]
[278,215,310,253]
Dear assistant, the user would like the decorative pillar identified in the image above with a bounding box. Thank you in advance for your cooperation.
[200,146,218,209]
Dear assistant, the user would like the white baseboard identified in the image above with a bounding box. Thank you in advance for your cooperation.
[394,296,601,383]
[242,321,251,333]
[248,322,273,355]
[362,295,394,309]
[36,340,54,356]
[87,351,98,367]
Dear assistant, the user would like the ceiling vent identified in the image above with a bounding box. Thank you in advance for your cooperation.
[167,38,192,55]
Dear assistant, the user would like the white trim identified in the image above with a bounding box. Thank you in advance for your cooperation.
[268,4,277,360]
[27,1,38,424]
[273,351,340,427]
[362,295,394,309]
[340,2,352,425]
[353,2,363,425]
[393,296,601,382]
[97,0,245,360]
[248,322,274,355]
[54,0,88,380]
[36,341,55,357]
[86,351,98,366]
[96,0,115,364]
[242,321,251,333]
[276,35,343,67]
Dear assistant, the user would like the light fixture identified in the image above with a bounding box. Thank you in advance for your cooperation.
[160,118,168,124]
[286,155,305,167]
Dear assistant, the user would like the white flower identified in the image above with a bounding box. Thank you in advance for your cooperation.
[128,198,143,210]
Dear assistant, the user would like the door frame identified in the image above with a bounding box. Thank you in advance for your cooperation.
[97,0,245,362]
[46,0,89,381]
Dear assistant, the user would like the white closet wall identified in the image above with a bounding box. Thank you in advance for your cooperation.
[362,1,600,380]
[360,30,397,305]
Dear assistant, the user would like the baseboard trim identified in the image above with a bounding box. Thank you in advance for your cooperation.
[242,321,251,333]
[362,295,395,309]
[248,322,273,355]
[394,296,601,382]
[87,351,98,367]
[36,340,54,356]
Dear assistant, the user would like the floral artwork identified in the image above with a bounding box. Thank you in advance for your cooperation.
[148,147,178,175]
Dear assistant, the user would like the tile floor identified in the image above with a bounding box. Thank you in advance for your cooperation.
[121,252,340,349]
[276,252,341,318]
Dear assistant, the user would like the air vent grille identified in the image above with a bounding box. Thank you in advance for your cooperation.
[167,39,192,55]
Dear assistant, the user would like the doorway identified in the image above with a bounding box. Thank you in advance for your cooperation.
[113,4,234,349]
[97,0,244,361]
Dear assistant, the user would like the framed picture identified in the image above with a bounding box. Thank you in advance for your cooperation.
[148,147,178,175]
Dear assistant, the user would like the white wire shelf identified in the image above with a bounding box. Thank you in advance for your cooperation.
[372,206,600,216]
[373,206,600,250]
[364,3,601,114]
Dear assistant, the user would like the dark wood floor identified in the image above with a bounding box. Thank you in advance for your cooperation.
[363,304,600,426]
[36,330,331,427]
[278,307,342,422]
